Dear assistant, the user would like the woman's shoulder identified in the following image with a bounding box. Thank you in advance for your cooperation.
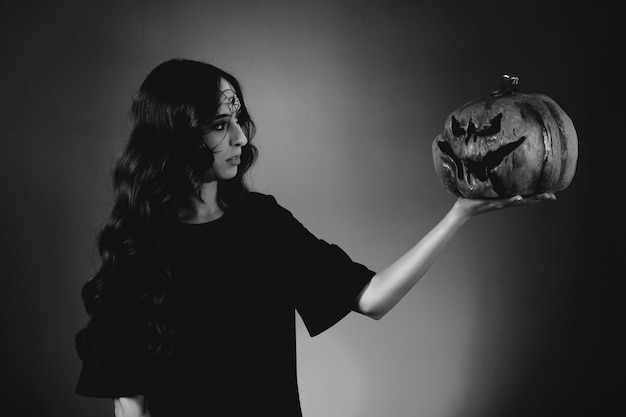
[243,191,280,211]
[241,191,294,223]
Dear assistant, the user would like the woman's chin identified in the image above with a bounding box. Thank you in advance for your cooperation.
[215,169,238,181]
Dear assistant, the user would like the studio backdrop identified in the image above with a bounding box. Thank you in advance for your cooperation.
[0,1,619,416]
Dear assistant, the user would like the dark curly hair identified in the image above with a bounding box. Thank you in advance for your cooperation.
[75,58,258,360]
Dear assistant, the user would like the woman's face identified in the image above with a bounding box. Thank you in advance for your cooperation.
[204,78,248,181]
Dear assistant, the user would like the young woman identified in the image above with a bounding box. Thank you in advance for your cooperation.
[74,58,555,417]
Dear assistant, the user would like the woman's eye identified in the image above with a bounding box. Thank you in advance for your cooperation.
[211,113,243,131]
[211,122,227,131]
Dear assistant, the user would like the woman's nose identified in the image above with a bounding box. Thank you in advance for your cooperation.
[230,122,248,147]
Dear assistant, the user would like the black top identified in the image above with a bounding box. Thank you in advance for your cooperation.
[75,192,375,416]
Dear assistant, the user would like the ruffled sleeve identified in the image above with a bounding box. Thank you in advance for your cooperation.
[75,270,152,398]
[249,193,376,337]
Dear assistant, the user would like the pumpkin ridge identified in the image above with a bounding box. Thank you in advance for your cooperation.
[516,100,549,195]
[543,99,573,189]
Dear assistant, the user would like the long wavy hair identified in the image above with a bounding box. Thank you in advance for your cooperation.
[75,58,257,360]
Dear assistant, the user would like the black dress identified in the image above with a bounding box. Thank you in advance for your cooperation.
[75,192,375,416]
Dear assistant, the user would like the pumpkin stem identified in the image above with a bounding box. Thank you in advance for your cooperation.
[491,74,519,97]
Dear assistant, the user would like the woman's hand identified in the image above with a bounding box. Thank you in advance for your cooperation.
[451,192,557,222]
[114,396,150,417]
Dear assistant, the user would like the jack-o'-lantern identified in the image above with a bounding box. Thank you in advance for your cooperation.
[432,75,578,199]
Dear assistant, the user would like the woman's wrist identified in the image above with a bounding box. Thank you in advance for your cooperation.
[448,199,473,226]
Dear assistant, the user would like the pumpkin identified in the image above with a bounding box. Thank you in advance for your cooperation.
[432,75,578,199]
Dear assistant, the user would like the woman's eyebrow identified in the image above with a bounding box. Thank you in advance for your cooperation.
[214,109,241,120]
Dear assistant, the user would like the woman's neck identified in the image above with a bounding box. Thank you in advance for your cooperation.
[180,181,224,224]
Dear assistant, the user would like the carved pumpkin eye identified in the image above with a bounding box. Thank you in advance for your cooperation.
[451,116,465,137]
[475,113,502,138]
[432,75,578,199]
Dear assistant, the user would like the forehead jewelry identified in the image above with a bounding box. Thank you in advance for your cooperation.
[219,88,241,113]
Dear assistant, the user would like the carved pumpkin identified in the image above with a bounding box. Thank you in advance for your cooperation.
[432,75,578,199]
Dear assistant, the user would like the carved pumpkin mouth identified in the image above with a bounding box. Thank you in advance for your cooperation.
[436,136,526,196]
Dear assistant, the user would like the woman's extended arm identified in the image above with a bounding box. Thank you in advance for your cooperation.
[114,396,150,417]
[355,193,556,319]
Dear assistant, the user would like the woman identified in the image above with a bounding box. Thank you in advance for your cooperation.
[75,58,555,417]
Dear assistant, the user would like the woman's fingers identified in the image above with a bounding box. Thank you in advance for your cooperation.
[487,192,556,211]
[516,192,557,205]
[454,192,557,219]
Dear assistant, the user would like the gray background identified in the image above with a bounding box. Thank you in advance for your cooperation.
[0,0,619,416]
